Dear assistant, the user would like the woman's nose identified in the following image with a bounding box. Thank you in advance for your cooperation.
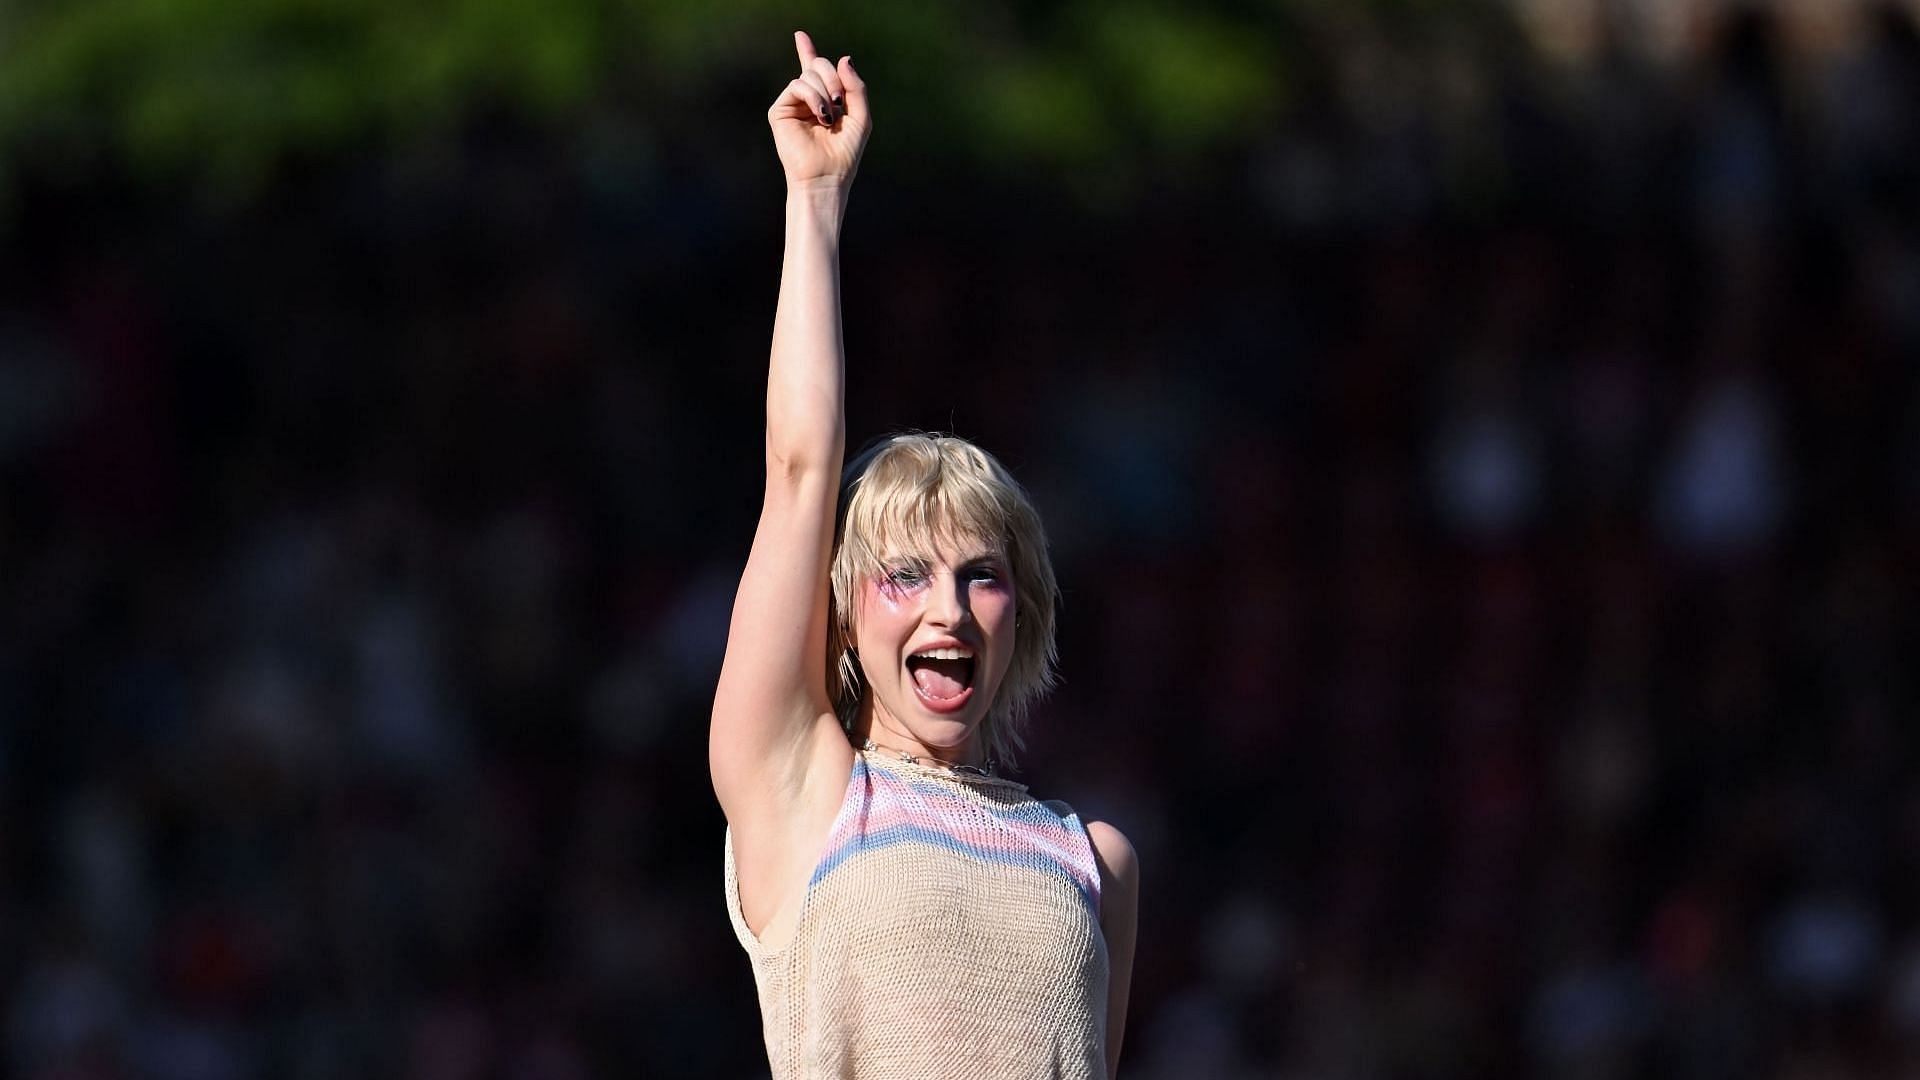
[926,573,971,626]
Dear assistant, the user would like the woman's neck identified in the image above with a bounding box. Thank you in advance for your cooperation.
[852,702,987,771]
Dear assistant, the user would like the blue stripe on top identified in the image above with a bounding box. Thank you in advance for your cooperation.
[807,753,1103,914]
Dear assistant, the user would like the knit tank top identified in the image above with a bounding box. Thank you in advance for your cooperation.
[724,745,1110,1079]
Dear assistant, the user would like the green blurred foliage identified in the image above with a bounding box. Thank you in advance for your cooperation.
[0,0,606,192]
[0,0,1311,200]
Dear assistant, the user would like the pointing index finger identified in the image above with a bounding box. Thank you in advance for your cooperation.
[794,30,820,73]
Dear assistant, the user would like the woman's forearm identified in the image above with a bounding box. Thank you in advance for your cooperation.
[766,182,849,479]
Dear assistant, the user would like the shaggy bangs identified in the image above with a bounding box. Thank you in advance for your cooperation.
[830,434,1060,766]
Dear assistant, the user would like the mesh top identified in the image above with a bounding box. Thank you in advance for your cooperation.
[724,746,1110,1079]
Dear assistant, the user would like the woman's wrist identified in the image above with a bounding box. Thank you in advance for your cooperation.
[786,183,849,242]
[787,178,851,214]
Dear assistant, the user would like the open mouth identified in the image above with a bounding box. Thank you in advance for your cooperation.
[905,647,976,712]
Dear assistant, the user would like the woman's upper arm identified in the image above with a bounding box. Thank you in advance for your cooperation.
[1089,820,1140,1080]
[709,464,842,821]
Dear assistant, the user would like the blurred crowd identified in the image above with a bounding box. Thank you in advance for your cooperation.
[3,2,1919,1078]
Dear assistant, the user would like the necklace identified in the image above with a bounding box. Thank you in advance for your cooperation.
[861,737,996,778]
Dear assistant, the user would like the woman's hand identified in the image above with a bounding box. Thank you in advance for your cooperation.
[768,30,870,192]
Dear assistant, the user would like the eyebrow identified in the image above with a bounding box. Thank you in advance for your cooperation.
[955,552,1006,569]
[878,549,1005,570]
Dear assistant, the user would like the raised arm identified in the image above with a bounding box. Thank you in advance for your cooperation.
[710,33,871,826]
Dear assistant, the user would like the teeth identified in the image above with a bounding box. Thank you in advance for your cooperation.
[912,647,973,660]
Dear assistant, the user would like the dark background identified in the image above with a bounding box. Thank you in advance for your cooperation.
[2,0,1918,1076]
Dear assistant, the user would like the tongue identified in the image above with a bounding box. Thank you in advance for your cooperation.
[911,659,970,700]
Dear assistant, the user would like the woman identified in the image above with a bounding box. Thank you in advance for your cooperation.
[710,31,1139,1079]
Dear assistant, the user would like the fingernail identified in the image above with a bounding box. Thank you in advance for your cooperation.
[833,95,845,112]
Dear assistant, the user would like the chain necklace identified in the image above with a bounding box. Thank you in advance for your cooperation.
[861,737,996,778]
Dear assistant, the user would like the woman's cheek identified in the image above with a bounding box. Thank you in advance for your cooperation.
[977,581,1016,626]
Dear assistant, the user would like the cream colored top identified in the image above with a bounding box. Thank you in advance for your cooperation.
[725,746,1110,1079]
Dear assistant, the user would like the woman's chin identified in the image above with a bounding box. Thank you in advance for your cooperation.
[887,704,984,755]
[870,685,993,757]
[909,713,979,747]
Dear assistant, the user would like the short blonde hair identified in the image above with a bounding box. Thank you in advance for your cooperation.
[830,433,1060,767]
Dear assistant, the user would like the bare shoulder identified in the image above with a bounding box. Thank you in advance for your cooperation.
[1086,820,1140,893]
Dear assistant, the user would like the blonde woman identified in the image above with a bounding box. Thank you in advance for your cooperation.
[710,31,1140,1080]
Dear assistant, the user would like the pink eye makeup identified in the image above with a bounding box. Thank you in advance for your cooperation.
[876,563,930,599]
[870,549,1008,600]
